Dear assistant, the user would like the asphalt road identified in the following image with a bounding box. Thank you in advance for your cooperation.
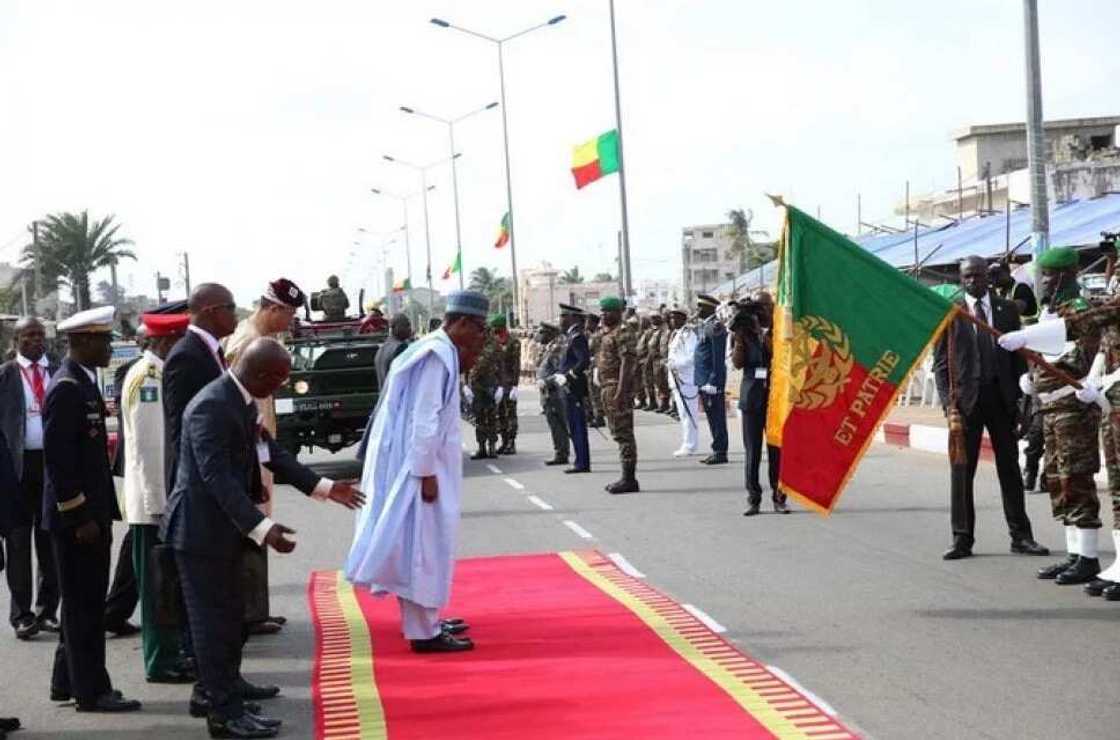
[2,386,1118,739]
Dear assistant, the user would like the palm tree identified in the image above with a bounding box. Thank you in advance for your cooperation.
[727,208,752,273]
[592,272,614,283]
[560,266,584,284]
[23,211,135,310]
[468,266,512,315]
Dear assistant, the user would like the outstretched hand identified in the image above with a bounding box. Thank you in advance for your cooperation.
[420,475,439,503]
[328,479,366,509]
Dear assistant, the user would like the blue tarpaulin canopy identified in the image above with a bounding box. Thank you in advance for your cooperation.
[717,194,1120,296]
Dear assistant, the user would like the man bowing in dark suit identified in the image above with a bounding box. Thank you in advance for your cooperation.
[42,306,142,712]
[933,256,1050,561]
[163,338,364,738]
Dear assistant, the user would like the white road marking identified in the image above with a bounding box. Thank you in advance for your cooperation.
[681,603,727,633]
[562,520,594,539]
[607,552,646,578]
[527,495,554,511]
[502,477,525,490]
[765,665,838,717]
[485,463,503,475]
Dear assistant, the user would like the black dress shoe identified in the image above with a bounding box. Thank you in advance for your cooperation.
[147,666,197,684]
[0,718,20,732]
[245,711,282,729]
[50,688,70,702]
[1084,578,1114,596]
[742,502,760,517]
[1010,539,1050,556]
[699,454,728,465]
[1038,554,1078,579]
[1103,583,1120,601]
[441,621,469,635]
[942,546,973,561]
[563,466,590,474]
[207,715,278,739]
[247,621,281,636]
[76,692,142,712]
[410,632,474,653]
[773,498,790,515]
[236,679,280,701]
[192,698,261,718]
[105,621,140,637]
[14,617,39,640]
[1055,557,1100,585]
[544,457,569,466]
[37,616,61,633]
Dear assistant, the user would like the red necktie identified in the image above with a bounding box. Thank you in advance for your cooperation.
[29,365,45,408]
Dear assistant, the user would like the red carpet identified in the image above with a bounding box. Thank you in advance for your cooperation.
[310,551,857,739]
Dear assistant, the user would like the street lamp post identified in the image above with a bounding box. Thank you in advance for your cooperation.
[400,102,499,290]
[430,14,567,325]
[382,153,462,320]
[370,185,435,323]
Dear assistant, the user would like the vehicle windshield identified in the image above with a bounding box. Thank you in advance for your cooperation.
[291,343,331,370]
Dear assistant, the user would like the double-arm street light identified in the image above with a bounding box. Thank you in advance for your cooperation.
[382,152,462,319]
[429,13,567,324]
[399,101,499,290]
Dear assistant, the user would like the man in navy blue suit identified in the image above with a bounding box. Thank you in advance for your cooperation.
[162,338,364,738]
[694,294,729,465]
[0,426,24,737]
[554,304,592,474]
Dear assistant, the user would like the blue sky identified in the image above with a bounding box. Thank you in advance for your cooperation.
[1,0,1117,306]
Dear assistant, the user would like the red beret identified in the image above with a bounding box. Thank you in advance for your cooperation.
[141,313,190,337]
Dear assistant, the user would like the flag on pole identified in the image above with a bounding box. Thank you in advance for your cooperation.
[766,203,957,515]
[494,212,511,248]
[571,129,620,189]
[392,277,411,293]
[441,251,462,281]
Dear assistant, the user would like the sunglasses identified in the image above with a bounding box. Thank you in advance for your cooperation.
[204,302,237,313]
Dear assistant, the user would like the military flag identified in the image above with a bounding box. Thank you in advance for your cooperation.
[766,204,958,514]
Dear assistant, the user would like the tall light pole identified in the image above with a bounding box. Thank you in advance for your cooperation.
[356,228,402,300]
[1023,0,1049,261]
[370,185,436,319]
[382,153,462,320]
[608,0,633,302]
[400,101,499,290]
[430,13,567,324]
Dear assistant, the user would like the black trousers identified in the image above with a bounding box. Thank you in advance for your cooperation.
[177,551,244,721]
[950,382,1034,546]
[103,527,138,627]
[50,525,112,703]
[5,451,58,627]
[741,403,783,503]
[701,392,729,454]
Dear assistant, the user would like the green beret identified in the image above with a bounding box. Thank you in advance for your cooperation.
[487,313,507,328]
[599,296,624,311]
[1037,247,1078,270]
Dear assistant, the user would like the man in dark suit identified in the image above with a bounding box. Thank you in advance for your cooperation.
[0,316,60,639]
[933,256,1050,561]
[556,304,591,474]
[0,427,25,738]
[163,338,364,738]
[694,293,729,464]
[42,306,142,712]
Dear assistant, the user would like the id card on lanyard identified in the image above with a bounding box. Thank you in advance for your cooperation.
[19,365,46,416]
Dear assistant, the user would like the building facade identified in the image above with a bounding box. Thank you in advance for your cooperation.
[518,261,620,326]
[681,224,741,306]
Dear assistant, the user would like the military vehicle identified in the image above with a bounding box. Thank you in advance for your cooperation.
[273,289,388,457]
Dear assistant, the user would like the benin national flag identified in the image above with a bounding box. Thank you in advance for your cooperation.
[571,129,620,189]
[494,212,510,248]
[392,277,411,293]
[766,204,957,515]
[442,251,461,281]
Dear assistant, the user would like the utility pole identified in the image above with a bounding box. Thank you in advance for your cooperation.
[110,259,120,315]
[32,220,42,297]
[181,252,191,295]
[156,271,166,305]
[608,0,633,307]
[1023,0,1049,260]
[20,278,29,315]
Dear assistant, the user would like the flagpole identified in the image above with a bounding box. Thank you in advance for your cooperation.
[609,0,632,301]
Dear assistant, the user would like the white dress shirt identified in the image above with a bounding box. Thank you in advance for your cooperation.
[963,292,993,324]
[15,353,51,449]
[227,370,331,545]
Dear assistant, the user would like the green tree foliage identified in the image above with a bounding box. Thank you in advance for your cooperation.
[22,211,135,311]
[560,266,584,284]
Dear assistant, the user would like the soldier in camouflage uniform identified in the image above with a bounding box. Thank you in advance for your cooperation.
[631,316,650,410]
[584,313,606,428]
[489,314,521,455]
[467,329,502,459]
[535,322,570,465]
[597,296,640,494]
[319,275,350,321]
[642,315,660,411]
[651,312,672,413]
[999,247,1103,585]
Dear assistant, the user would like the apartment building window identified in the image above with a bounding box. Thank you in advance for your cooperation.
[701,230,714,238]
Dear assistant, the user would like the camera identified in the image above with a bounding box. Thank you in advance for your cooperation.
[728,299,764,334]
[1100,231,1119,256]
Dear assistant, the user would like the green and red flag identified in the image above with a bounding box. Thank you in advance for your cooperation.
[441,250,461,281]
[392,277,411,293]
[571,129,620,189]
[766,204,957,515]
[494,212,510,248]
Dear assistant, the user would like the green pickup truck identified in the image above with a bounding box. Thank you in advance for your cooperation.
[274,319,386,456]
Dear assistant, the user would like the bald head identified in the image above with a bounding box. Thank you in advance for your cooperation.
[234,337,292,398]
[188,282,238,339]
[189,283,233,313]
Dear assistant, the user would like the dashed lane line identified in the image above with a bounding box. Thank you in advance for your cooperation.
[606,552,646,578]
[485,463,503,475]
[562,520,594,540]
[527,495,554,511]
[681,603,726,633]
[502,477,525,490]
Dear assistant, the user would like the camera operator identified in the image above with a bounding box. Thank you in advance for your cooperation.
[730,294,787,516]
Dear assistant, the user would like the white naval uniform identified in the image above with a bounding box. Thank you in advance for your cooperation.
[667,325,700,453]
